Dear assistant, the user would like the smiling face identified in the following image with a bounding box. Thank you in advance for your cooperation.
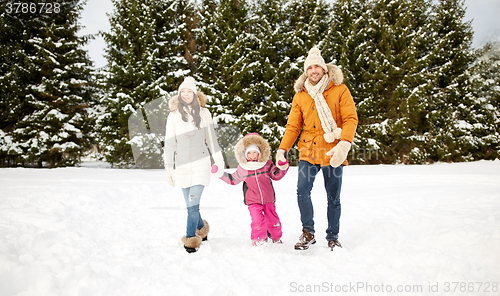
[306,64,326,85]
[180,88,194,105]
[246,150,260,161]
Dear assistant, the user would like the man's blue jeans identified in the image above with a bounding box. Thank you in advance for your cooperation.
[297,160,343,241]
[182,185,205,238]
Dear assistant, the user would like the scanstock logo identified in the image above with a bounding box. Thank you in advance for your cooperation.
[127,94,241,169]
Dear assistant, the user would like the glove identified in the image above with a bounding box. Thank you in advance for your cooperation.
[326,141,351,168]
[165,167,175,187]
[276,149,289,170]
[211,164,224,178]
[323,128,343,143]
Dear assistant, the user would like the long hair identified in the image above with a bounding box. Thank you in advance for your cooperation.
[178,93,202,129]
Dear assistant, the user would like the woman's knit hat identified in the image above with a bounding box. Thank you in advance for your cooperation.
[178,76,197,95]
[304,47,328,73]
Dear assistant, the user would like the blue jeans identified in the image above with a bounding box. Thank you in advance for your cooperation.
[182,185,205,238]
[297,160,343,241]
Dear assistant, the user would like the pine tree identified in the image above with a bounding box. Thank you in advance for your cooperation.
[423,0,475,162]
[0,0,95,167]
[324,0,438,164]
[322,0,372,163]
[195,0,250,123]
[98,0,195,167]
[251,0,291,151]
[466,42,500,160]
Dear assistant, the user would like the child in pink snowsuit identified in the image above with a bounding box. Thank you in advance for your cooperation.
[212,133,289,245]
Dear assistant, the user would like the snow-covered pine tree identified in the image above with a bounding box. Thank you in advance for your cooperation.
[250,0,291,152]
[195,0,250,126]
[281,0,331,80]
[321,0,371,163]
[423,0,475,162]
[329,0,435,164]
[465,42,500,160]
[155,0,196,87]
[98,0,194,167]
[0,0,94,167]
[193,0,218,91]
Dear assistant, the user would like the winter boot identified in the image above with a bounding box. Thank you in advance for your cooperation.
[195,219,210,241]
[328,240,342,250]
[181,235,202,253]
[294,228,316,250]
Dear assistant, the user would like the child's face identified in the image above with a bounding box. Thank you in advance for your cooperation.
[246,150,259,161]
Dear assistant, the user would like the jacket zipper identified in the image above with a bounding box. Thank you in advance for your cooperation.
[255,170,264,204]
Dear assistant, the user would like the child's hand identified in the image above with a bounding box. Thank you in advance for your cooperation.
[276,149,289,170]
[211,164,224,178]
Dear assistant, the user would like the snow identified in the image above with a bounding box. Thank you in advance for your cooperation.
[1,161,499,296]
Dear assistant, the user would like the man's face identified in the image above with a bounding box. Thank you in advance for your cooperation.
[306,65,325,85]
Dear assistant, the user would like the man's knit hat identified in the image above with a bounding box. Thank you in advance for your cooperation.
[304,47,328,73]
[178,76,197,95]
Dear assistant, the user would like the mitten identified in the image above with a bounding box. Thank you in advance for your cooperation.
[276,149,289,170]
[326,141,351,168]
[211,164,224,178]
[165,167,175,187]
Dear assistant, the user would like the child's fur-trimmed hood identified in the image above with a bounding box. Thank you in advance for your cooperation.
[234,133,271,170]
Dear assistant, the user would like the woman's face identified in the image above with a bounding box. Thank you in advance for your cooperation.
[180,88,194,105]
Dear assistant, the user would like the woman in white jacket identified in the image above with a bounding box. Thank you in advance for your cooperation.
[164,76,224,253]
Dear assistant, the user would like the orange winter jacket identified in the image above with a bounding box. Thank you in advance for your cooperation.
[279,64,358,166]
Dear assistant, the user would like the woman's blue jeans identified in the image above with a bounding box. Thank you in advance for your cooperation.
[297,160,343,241]
[182,185,205,238]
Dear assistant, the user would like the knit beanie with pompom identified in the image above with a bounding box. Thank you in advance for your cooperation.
[178,76,197,95]
[303,47,328,73]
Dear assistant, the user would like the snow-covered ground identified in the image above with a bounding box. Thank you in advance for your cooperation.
[1,161,499,296]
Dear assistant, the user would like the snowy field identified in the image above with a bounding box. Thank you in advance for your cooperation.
[1,161,499,296]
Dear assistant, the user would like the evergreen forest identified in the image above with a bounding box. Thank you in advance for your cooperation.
[1,0,499,168]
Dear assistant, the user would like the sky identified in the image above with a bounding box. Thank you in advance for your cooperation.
[78,0,500,69]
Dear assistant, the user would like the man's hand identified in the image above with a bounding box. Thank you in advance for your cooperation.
[326,141,351,168]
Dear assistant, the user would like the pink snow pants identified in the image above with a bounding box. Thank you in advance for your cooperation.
[248,203,282,243]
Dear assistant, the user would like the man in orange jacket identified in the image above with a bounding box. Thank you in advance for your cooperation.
[276,48,358,250]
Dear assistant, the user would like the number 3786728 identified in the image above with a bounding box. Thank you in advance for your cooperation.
[6,2,61,14]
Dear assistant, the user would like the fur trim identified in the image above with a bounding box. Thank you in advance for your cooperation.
[169,90,207,111]
[181,235,202,249]
[195,219,210,239]
[234,133,271,167]
[294,64,344,93]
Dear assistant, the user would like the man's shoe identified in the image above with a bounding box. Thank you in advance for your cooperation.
[294,229,316,250]
[328,240,342,250]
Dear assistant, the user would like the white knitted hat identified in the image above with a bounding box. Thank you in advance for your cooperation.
[178,76,197,95]
[244,144,260,159]
[304,47,328,73]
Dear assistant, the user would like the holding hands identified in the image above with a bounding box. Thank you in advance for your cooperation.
[276,149,289,170]
[211,163,224,178]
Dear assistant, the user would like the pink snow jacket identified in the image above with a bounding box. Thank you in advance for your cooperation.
[218,133,288,205]
[220,159,287,205]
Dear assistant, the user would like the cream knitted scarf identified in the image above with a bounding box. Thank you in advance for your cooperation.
[304,74,341,143]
